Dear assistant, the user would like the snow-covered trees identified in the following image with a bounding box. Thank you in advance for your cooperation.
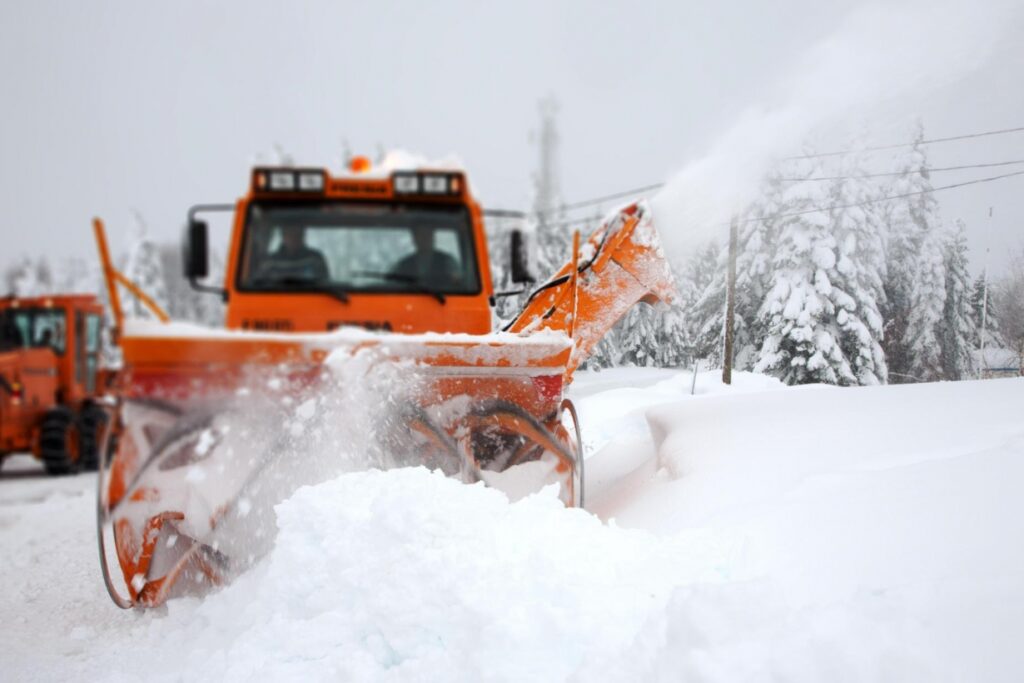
[121,212,169,320]
[970,272,1001,353]
[939,221,976,380]
[824,151,888,384]
[0,121,998,384]
[995,249,1024,375]
[159,243,225,326]
[754,155,865,385]
[881,125,946,383]
[3,256,53,297]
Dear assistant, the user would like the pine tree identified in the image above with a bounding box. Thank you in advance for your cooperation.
[616,303,659,367]
[970,272,1001,352]
[655,302,690,367]
[5,256,46,297]
[754,154,860,385]
[995,250,1024,375]
[939,221,976,380]
[685,169,787,371]
[34,257,53,294]
[121,212,169,320]
[55,256,95,294]
[881,123,946,383]
[823,149,888,384]
[732,171,790,369]
[685,241,727,365]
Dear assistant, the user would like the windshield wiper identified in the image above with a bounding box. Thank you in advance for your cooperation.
[253,277,350,304]
[353,271,448,304]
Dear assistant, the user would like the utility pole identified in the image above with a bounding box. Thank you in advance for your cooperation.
[530,95,563,277]
[531,96,560,218]
[722,216,738,385]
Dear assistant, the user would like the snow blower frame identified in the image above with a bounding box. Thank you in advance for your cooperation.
[93,166,675,608]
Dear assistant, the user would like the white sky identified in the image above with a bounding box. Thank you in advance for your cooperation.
[0,0,1021,275]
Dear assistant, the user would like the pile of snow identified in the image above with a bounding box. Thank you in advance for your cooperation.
[3,370,1024,681]
[601,377,1024,681]
[101,468,740,682]
[572,369,785,511]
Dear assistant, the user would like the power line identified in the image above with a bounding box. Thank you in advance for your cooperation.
[786,125,1024,160]
[508,125,1024,218]
[515,157,1024,220]
[520,156,1024,220]
[482,183,664,221]
[558,183,665,213]
[537,168,1024,231]
[777,158,1024,182]
[740,168,1024,225]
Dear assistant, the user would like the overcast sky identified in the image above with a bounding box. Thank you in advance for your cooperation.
[1,0,1021,276]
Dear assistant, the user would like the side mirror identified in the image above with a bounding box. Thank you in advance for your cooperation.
[184,220,209,280]
[510,229,535,284]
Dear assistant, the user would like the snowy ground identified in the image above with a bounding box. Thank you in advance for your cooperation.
[2,370,1024,681]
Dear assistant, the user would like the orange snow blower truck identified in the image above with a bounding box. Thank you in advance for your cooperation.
[0,295,112,474]
[94,162,676,608]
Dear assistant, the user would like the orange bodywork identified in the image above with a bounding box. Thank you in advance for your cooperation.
[0,295,107,458]
[95,165,677,609]
[220,171,494,334]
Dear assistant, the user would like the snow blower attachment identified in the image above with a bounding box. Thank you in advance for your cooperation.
[94,164,676,608]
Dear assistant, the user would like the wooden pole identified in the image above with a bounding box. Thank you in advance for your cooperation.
[722,216,738,385]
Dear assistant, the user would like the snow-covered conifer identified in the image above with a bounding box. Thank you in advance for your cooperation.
[5,256,46,297]
[822,149,888,384]
[121,212,169,319]
[754,154,860,385]
[882,123,945,383]
[685,241,727,365]
[939,221,976,380]
[617,303,659,367]
[970,272,1001,352]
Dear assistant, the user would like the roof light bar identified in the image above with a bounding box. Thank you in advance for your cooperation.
[253,168,326,194]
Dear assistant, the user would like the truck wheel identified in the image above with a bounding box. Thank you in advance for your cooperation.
[79,403,109,471]
[40,407,82,475]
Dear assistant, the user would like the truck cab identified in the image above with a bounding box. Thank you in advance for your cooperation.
[185,166,527,335]
[0,295,108,473]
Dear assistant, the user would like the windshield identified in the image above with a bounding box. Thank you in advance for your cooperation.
[238,202,480,295]
[0,308,66,354]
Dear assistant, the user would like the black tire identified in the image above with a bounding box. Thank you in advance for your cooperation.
[79,403,109,471]
[40,407,81,475]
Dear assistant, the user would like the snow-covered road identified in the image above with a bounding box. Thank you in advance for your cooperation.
[2,371,1023,681]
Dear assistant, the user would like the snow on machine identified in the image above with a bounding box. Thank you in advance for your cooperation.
[93,161,675,607]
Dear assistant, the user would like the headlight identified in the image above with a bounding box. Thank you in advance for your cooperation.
[297,171,324,191]
[422,174,449,194]
[393,173,420,194]
[268,171,296,191]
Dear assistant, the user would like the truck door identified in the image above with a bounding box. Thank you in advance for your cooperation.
[75,312,101,395]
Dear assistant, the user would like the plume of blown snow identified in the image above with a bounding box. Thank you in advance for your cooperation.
[651,0,1020,260]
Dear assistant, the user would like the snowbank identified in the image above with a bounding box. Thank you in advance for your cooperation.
[3,371,1024,682]
[601,377,1024,681]
[99,468,740,683]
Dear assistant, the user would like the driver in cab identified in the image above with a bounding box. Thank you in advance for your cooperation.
[255,225,329,283]
[389,227,460,286]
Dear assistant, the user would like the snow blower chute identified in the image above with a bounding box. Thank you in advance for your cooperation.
[93,164,676,608]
